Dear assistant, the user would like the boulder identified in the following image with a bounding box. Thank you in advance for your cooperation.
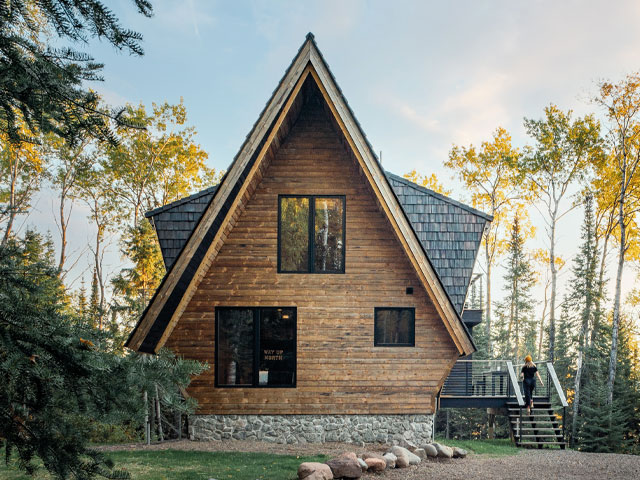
[364,457,386,472]
[452,447,468,458]
[433,443,453,459]
[326,453,362,479]
[389,446,410,468]
[298,462,333,480]
[357,458,367,472]
[360,452,385,461]
[402,439,418,451]
[422,444,438,458]
[413,448,426,460]
[382,452,396,469]
[407,450,421,465]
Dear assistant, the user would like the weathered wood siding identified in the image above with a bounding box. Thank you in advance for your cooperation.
[165,96,459,415]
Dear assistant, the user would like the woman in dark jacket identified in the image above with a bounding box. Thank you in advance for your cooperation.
[520,355,543,414]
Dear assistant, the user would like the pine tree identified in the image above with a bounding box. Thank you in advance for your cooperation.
[77,277,88,318]
[576,317,629,452]
[89,267,101,329]
[565,192,602,445]
[492,216,536,362]
[0,0,153,144]
[0,230,206,478]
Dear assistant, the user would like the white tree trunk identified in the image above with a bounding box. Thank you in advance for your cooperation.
[607,193,625,406]
[548,217,557,362]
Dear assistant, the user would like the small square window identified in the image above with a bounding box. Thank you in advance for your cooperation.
[374,308,415,347]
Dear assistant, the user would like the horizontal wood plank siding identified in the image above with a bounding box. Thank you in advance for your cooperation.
[165,92,458,415]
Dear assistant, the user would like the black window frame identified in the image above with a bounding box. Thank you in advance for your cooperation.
[215,306,297,388]
[277,194,346,274]
[374,307,416,347]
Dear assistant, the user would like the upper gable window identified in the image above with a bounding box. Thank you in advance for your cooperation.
[278,195,345,273]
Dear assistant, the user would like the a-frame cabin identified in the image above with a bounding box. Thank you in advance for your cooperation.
[126,34,494,445]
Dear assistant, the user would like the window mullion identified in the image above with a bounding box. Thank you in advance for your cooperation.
[309,196,315,273]
[254,308,260,387]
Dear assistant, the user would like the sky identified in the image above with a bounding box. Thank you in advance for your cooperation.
[25,0,640,327]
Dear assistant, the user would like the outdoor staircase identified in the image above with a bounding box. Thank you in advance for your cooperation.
[507,400,566,449]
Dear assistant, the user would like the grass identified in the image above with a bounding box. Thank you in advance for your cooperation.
[0,449,328,480]
[435,437,520,456]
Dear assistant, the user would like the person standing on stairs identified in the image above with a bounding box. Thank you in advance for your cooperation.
[520,355,544,414]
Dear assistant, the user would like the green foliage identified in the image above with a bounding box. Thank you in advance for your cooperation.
[0,127,47,244]
[105,100,218,225]
[492,216,536,361]
[433,437,519,456]
[0,232,206,478]
[435,408,510,442]
[111,219,165,341]
[0,450,330,480]
[0,0,153,144]
[0,232,131,478]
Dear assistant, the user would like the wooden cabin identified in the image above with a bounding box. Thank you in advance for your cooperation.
[126,34,492,445]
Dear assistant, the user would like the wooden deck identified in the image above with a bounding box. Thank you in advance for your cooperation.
[438,360,564,409]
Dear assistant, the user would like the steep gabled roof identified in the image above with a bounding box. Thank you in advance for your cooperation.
[125,33,478,356]
[147,173,491,314]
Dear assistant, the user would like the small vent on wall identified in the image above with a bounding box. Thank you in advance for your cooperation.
[406,287,413,295]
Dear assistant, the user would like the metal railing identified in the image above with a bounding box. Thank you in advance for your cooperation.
[441,360,511,397]
[547,362,568,443]
[441,359,551,402]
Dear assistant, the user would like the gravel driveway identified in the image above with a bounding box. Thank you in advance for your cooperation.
[98,440,640,480]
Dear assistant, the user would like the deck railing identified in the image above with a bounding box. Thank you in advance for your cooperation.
[440,359,554,406]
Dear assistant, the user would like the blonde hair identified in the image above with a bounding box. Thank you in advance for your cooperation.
[524,355,535,367]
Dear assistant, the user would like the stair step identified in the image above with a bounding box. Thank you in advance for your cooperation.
[511,420,558,428]
[517,434,563,438]
[508,407,553,412]
[517,442,566,446]
[509,412,557,417]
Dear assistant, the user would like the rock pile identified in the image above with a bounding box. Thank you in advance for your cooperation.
[297,443,468,479]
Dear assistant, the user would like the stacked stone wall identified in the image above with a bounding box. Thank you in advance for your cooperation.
[189,414,434,445]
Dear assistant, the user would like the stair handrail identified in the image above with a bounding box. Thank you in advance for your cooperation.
[506,360,525,406]
[546,362,568,407]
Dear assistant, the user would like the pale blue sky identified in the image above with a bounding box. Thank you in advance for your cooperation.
[25,0,640,323]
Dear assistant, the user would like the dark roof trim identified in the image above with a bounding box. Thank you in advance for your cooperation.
[385,172,494,222]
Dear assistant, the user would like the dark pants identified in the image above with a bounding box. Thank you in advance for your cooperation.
[523,378,535,408]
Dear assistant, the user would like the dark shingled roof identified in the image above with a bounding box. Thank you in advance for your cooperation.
[145,186,218,269]
[146,173,491,314]
[386,173,491,312]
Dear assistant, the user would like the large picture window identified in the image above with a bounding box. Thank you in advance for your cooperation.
[216,307,296,387]
[278,195,345,273]
[374,308,415,347]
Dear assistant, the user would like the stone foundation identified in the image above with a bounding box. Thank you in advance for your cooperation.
[188,414,434,445]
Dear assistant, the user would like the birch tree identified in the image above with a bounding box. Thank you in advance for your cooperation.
[520,105,602,361]
[44,134,92,277]
[446,127,521,356]
[0,130,45,246]
[106,100,213,225]
[76,162,121,329]
[594,74,640,406]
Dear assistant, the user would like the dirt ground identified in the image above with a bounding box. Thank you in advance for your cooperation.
[98,439,640,480]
